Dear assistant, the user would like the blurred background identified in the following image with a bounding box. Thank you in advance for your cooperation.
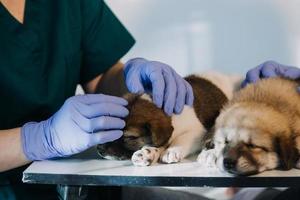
[107,0,300,77]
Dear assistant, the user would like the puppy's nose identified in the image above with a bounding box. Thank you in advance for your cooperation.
[223,157,237,170]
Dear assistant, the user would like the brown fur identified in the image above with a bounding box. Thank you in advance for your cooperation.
[124,97,174,149]
[185,75,228,129]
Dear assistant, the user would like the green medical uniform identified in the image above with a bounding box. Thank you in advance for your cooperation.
[0,0,135,199]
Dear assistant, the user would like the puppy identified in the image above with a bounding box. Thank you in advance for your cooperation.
[198,77,300,175]
[97,72,241,166]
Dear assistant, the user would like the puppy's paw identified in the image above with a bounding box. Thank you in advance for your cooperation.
[197,149,218,168]
[131,147,159,167]
[160,147,183,164]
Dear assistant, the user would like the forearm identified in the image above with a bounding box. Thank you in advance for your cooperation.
[83,62,129,96]
[0,128,30,172]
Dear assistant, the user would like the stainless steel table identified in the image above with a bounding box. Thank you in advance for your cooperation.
[22,149,300,199]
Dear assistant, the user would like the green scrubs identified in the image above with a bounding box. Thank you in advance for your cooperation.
[0,0,135,199]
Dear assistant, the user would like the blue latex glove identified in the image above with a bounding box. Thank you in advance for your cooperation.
[21,94,129,160]
[242,60,300,91]
[124,58,194,115]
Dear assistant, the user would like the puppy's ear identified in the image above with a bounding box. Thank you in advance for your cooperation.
[123,93,140,104]
[274,136,298,170]
[148,122,173,147]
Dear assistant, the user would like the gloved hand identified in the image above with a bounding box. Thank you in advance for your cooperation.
[124,58,194,115]
[21,94,129,160]
[242,60,300,91]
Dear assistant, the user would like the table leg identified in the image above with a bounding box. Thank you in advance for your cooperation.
[57,185,88,200]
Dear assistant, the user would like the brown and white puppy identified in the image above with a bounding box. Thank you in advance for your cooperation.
[198,77,300,175]
[97,72,242,166]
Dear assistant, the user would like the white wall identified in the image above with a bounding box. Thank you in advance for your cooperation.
[106,0,300,77]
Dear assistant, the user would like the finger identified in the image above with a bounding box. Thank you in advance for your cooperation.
[149,69,165,108]
[91,116,126,132]
[70,107,92,133]
[75,94,128,106]
[125,70,145,94]
[260,63,278,78]
[174,73,187,114]
[184,80,194,106]
[246,69,260,83]
[245,64,262,84]
[125,60,146,94]
[74,102,129,118]
[89,130,123,145]
[72,113,125,133]
[162,70,177,116]
[281,67,300,79]
[241,79,248,88]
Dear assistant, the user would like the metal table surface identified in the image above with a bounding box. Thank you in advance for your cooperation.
[23,152,300,188]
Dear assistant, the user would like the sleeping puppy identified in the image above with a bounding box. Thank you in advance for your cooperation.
[97,72,241,166]
[198,77,300,175]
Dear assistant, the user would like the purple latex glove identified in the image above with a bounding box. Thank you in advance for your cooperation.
[21,94,129,160]
[124,58,194,115]
[242,60,300,91]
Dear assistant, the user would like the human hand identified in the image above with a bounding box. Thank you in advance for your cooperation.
[124,58,194,115]
[21,94,129,160]
[242,60,300,90]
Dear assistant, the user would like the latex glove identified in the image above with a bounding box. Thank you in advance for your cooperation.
[21,94,129,160]
[242,60,300,91]
[124,58,194,115]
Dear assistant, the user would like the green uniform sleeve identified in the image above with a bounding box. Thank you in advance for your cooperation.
[80,0,135,84]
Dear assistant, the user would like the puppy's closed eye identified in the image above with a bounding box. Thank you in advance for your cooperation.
[245,143,269,152]
[125,136,139,140]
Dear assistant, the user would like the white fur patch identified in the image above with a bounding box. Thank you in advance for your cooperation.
[171,105,205,141]
[140,94,152,102]
[169,106,206,157]
[101,155,119,161]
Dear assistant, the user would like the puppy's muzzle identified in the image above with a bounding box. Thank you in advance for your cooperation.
[222,144,240,173]
[223,157,237,171]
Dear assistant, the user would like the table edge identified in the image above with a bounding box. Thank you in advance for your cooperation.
[22,172,300,187]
